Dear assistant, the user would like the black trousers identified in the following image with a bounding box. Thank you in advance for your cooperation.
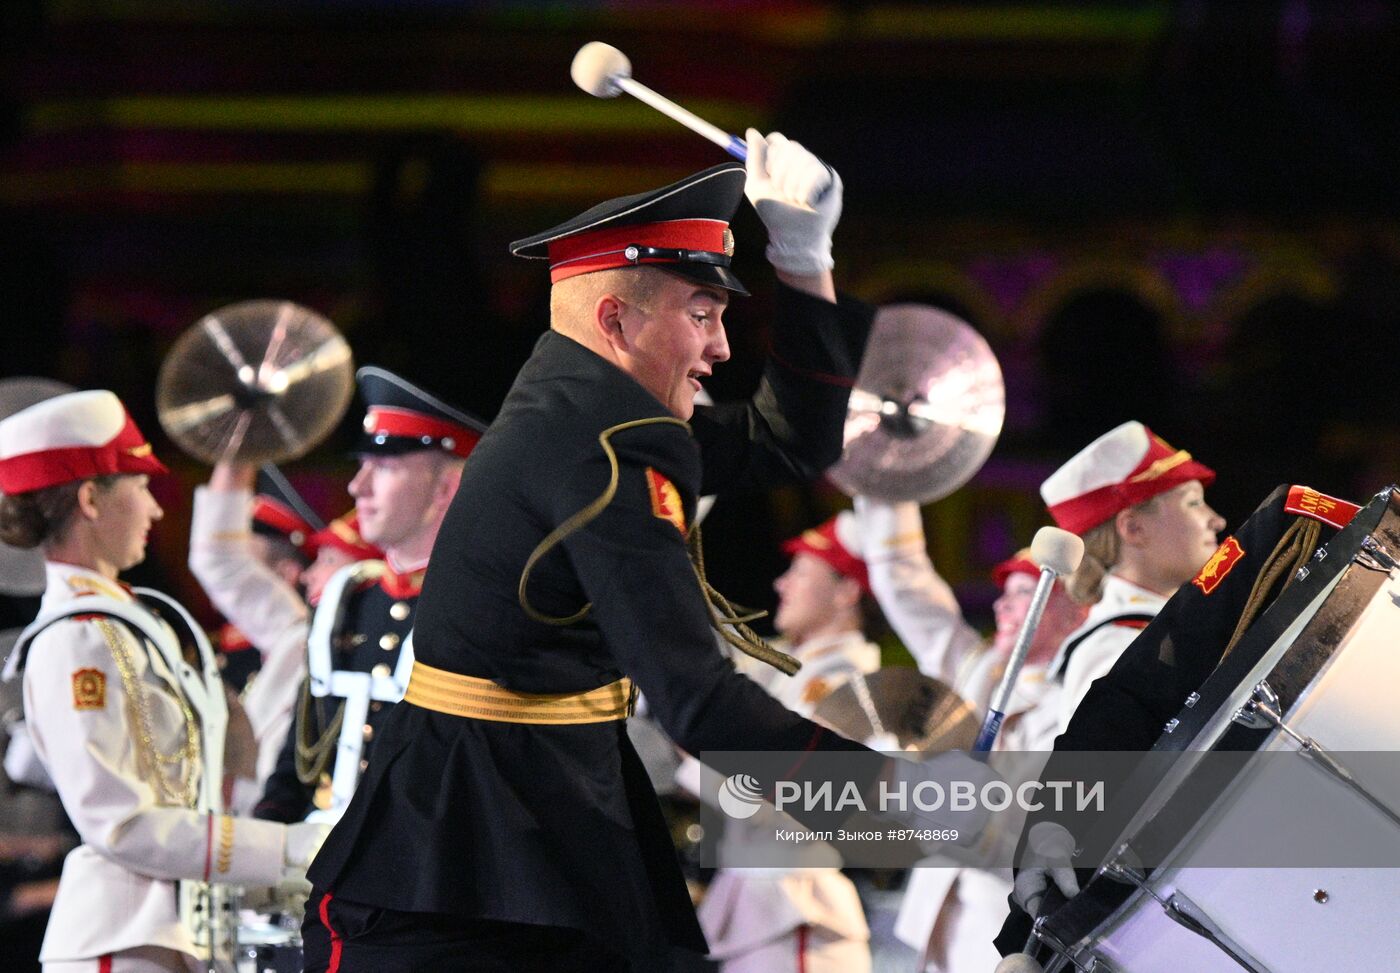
[302,888,631,972]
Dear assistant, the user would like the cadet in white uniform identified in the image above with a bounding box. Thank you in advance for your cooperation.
[1038,421,1224,730]
[695,512,877,973]
[0,390,325,973]
[856,498,1086,973]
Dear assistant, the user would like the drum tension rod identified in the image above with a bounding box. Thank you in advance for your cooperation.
[1102,862,1273,973]
[1358,535,1400,573]
[1235,680,1400,831]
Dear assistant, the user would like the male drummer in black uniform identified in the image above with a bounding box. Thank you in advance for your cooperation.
[996,483,1362,956]
[301,132,993,971]
[253,366,486,824]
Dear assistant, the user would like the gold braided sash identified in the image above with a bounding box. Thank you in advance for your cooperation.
[404,660,635,725]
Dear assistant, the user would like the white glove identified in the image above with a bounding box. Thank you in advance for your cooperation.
[886,749,997,841]
[744,128,842,276]
[281,821,331,884]
[1012,821,1080,916]
[851,496,925,563]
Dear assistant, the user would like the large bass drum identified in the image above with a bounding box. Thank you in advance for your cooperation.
[1035,486,1400,973]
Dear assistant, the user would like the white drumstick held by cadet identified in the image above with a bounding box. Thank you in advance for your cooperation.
[973,526,1084,754]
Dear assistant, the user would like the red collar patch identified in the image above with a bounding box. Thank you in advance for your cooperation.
[379,568,426,599]
[1193,536,1245,596]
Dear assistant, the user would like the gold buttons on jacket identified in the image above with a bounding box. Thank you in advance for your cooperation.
[390,601,411,621]
[362,724,374,742]
[379,632,400,651]
[371,664,391,679]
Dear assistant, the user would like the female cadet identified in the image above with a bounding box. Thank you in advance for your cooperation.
[0,390,324,973]
[1038,420,1224,732]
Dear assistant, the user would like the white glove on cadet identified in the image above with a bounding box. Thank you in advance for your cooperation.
[282,820,331,885]
[1012,821,1081,916]
[244,820,331,914]
[744,129,843,276]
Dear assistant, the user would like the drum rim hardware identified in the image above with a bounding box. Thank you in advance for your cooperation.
[1233,679,1400,831]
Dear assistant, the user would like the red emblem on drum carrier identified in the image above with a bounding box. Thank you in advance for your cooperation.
[1193,537,1245,596]
[71,668,107,710]
[645,468,686,535]
[1283,485,1360,530]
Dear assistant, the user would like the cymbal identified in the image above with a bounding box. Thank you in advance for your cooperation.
[827,304,1004,504]
[813,667,978,753]
[0,377,77,596]
[156,300,354,466]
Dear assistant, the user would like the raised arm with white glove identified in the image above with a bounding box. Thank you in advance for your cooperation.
[854,496,983,683]
[744,128,842,298]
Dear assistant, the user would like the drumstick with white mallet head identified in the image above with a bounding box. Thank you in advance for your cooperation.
[571,42,749,161]
[972,526,1085,756]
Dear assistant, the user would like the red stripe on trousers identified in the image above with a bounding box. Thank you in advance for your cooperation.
[796,924,808,973]
[98,957,112,973]
[321,891,344,973]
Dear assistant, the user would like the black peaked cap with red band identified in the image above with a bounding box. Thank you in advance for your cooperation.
[354,366,487,459]
[508,162,749,296]
[251,468,324,557]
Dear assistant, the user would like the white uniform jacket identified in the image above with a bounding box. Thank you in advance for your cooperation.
[21,563,285,964]
[695,629,878,971]
[188,485,311,805]
[1049,573,1166,733]
[858,499,1060,973]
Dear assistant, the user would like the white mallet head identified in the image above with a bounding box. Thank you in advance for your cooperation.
[571,42,632,98]
[1031,525,1085,578]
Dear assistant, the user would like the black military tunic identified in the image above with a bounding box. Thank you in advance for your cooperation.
[253,566,422,823]
[994,483,1356,953]
[308,282,875,964]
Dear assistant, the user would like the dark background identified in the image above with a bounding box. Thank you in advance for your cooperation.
[4,0,1400,634]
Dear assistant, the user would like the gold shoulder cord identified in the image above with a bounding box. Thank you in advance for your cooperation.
[518,418,801,675]
[95,618,200,808]
[1217,516,1323,665]
[293,678,344,786]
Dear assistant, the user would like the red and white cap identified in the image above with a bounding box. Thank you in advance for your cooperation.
[782,511,870,595]
[0,390,167,496]
[1040,420,1216,535]
[991,549,1041,588]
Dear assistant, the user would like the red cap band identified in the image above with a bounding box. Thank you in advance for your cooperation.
[251,497,316,555]
[0,412,167,495]
[992,555,1042,589]
[364,407,482,459]
[1047,443,1216,535]
[546,219,728,283]
[782,518,870,595]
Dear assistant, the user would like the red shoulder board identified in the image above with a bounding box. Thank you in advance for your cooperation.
[1284,486,1360,530]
